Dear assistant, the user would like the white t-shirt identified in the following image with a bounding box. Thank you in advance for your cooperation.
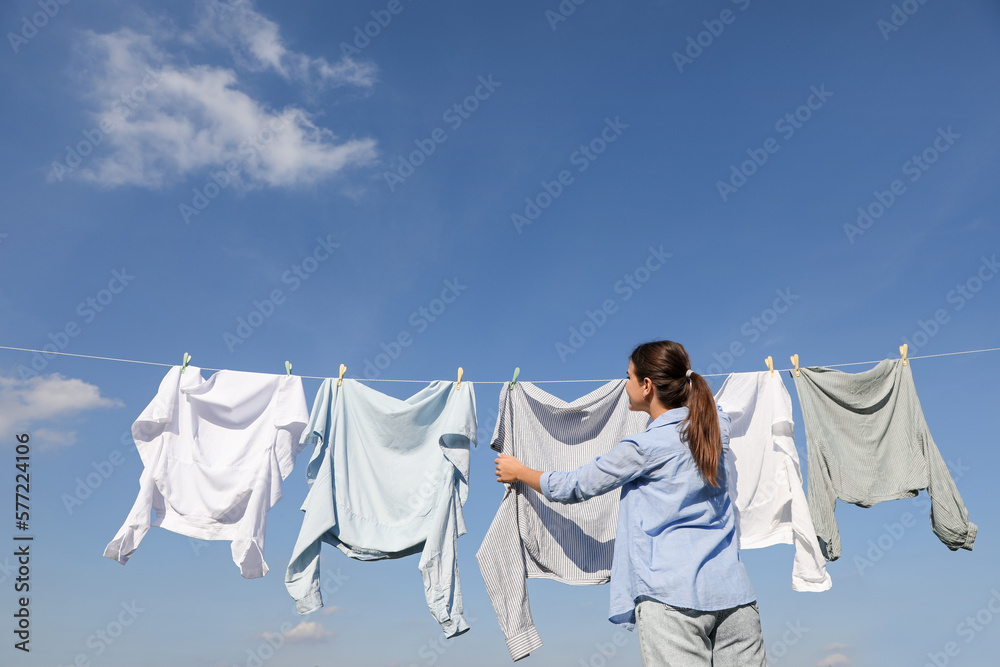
[716,371,832,592]
[104,365,308,578]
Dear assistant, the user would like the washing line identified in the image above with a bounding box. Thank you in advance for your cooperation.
[2,344,999,383]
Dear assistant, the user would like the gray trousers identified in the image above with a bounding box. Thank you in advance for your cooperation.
[635,598,767,666]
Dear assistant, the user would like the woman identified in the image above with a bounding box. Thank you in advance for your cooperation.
[495,340,766,666]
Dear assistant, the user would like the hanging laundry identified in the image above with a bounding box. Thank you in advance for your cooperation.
[715,372,831,591]
[285,378,476,638]
[477,380,648,661]
[104,366,308,578]
[793,359,977,561]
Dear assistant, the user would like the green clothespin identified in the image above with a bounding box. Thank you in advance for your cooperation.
[285,360,293,376]
[509,367,520,390]
[180,352,191,373]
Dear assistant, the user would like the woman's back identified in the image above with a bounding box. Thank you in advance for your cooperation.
[609,404,755,626]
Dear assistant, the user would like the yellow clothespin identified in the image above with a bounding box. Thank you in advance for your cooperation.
[337,364,347,386]
[899,343,908,367]
[765,356,774,377]
[180,352,191,374]
[790,354,800,377]
[456,367,464,390]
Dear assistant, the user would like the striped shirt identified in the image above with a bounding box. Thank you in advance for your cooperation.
[476,380,648,661]
[794,359,977,561]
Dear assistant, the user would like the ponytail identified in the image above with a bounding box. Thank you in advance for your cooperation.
[629,341,722,487]
[682,370,721,487]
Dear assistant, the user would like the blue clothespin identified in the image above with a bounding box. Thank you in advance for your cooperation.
[509,367,520,390]
[180,352,191,374]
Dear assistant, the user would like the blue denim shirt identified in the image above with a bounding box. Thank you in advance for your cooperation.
[540,406,755,628]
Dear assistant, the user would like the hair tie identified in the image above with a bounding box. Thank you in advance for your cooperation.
[685,369,693,378]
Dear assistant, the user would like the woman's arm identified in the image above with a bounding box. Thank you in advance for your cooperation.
[495,454,542,493]
[495,438,648,503]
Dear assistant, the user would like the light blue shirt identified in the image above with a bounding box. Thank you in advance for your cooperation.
[285,379,477,637]
[540,406,755,628]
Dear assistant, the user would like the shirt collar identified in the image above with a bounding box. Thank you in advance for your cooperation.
[646,406,688,430]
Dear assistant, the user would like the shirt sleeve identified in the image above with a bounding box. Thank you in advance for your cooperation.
[419,477,470,639]
[806,431,842,561]
[922,427,977,551]
[476,487,543,660]
[783,456,834,591]
[541,438,648,504]
[105,367,182,565]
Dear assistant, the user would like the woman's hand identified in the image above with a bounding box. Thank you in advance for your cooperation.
[495,454,543,493]
[495,454,525,484]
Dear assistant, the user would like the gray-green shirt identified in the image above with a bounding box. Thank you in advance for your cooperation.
[793,359,976,561]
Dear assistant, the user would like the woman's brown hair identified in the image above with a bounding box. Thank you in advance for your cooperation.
[630,340,721,486]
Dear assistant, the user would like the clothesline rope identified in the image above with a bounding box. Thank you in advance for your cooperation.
[2,344,999,382]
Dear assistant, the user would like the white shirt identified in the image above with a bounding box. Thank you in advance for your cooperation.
[104,366,308,578]
[715,371,832,592]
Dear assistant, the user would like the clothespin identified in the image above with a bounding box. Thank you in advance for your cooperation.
[899,343,908,367]
[285,361,292,376]
[456,367,464,390]
[509,367,520,390]
[337,364,347,387]
[790,354,800,377]
[765,356,774,377]
[180,352,191,374]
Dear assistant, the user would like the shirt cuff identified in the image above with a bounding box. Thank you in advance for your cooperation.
[439,613,470,638]
[960,522,978,551]
[293,589,323,615]
[539,471,554,501]
[506,625,543,661]
[791,573,833,592]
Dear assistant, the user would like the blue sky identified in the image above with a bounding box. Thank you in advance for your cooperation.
[1,0,999,665]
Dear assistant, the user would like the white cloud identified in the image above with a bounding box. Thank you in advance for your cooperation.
[823,643,853,651]
[0,374,123,449]
[65,2,377,190]
[279,621,333,643]
[817,654,850,667]
[32,428,79,449]
[320,606,343,616]
[200,0,376,87]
